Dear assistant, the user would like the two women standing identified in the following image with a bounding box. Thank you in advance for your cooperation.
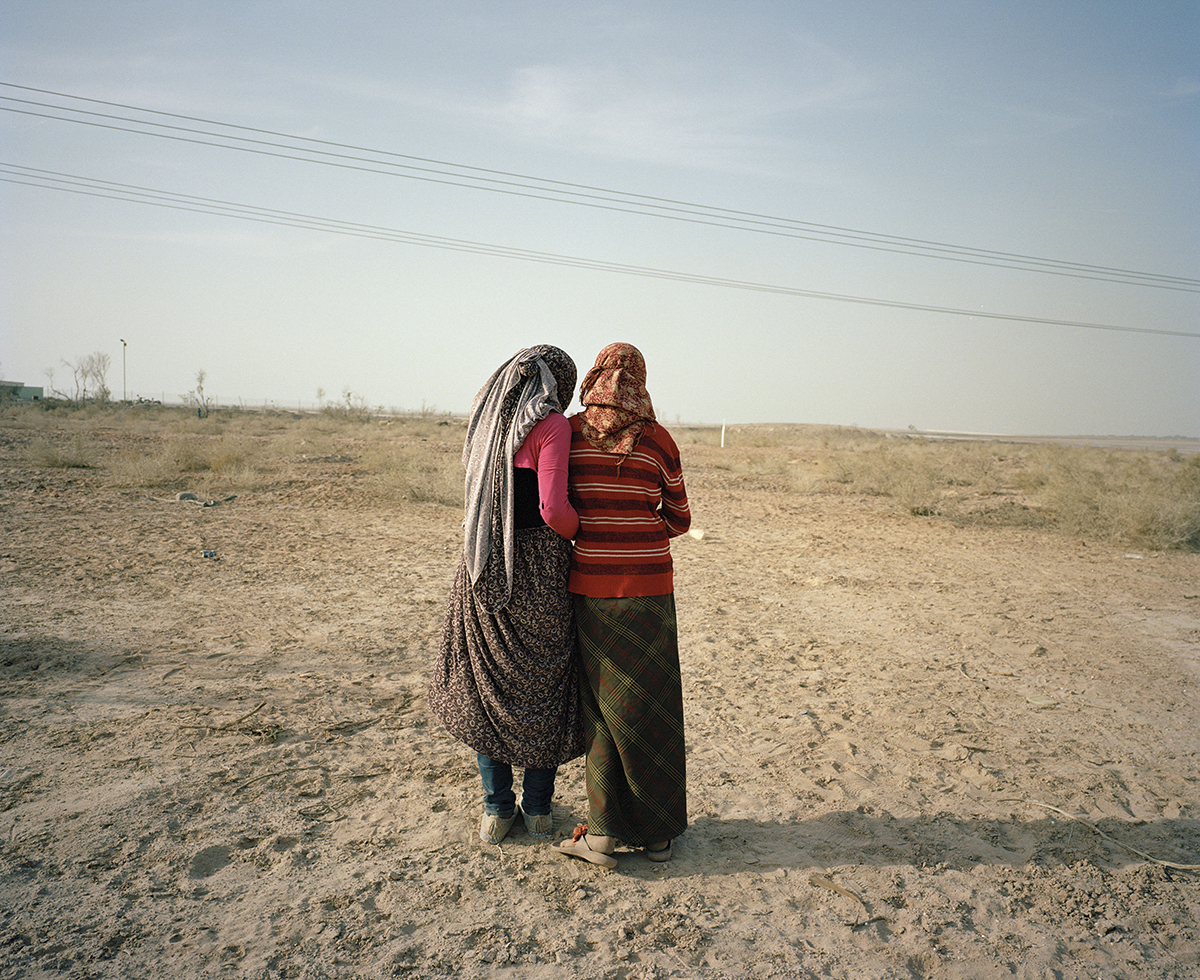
[428,342,690,869]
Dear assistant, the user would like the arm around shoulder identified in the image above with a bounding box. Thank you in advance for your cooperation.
[656,425,691,537]
[533,412,579,539]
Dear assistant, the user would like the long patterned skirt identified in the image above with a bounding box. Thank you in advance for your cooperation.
[427,526,584,769]
[575,593,687,845]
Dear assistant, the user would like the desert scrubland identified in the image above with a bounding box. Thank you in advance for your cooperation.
[2,403,1198,979]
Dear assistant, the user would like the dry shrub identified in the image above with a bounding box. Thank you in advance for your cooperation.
[821,441,1004,516]
[5,403,68,434]
[818,439,1200,549]
[362,443,463,507]
[320,389,375,423]
[106,432,261,491]
[1023,446,1200,551]
[106,446,175,487]
[25,436,100,469]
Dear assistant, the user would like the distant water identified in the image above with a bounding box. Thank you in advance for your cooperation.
[904,432,1200,453]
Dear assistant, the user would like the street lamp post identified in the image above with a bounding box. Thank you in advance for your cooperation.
[120,339,127,403]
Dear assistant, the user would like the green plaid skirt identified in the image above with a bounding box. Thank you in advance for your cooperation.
[575,594,687,845]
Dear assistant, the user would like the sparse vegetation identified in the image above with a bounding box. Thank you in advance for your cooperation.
[3,406,1197,550]
[321,387,376,423]
[1017,443,1200,551]
[681,424,1200,552]
[3,401,465,505]
[25,435,101,469]
[182,369,215,418]
[360,442,463,506]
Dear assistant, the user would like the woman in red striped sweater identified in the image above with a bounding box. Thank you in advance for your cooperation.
[553,342,691,869]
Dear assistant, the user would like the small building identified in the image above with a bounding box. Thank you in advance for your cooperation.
[0,381,44,402]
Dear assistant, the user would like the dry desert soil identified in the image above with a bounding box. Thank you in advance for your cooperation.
[1,412,1198,979]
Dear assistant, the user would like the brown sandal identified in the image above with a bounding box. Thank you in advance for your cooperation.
[552,823,618,869]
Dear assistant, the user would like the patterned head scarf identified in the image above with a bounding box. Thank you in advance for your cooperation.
[462,344,576,610]
[535,345,577,418]
[579,342,656,459]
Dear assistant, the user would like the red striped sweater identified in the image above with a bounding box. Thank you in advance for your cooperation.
[567,414,691,598]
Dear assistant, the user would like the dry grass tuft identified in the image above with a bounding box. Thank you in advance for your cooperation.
[106,435,257,489]
[25,436,101,469]
[1017,445,1200,551]
[361,443,463,506]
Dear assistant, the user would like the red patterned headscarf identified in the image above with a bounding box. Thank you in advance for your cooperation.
[579,342,656,458]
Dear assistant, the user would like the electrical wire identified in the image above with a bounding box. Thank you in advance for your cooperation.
[3,82,1197,294]
[5,163,1195,339]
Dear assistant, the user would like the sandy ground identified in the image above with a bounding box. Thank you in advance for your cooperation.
[2,423,1198,979]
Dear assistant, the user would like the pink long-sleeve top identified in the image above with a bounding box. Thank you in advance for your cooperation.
[513,411,579,540]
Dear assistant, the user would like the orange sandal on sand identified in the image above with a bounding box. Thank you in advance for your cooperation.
[552,824,618,869]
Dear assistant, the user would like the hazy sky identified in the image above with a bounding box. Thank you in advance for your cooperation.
[2,1,1197,435]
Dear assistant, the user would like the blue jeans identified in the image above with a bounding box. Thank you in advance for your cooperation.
[477,753,556,817]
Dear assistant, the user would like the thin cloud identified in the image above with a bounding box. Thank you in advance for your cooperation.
[463,44,881,176]
[1165,76,1199,99]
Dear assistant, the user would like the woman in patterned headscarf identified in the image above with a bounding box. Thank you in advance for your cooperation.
[428,345,584,845]
[553,343,691,869]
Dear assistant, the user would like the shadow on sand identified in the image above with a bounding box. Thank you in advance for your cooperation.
[630,810,1200,878]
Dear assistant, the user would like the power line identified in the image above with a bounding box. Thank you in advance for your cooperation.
[5,164,1195,339]
[3,81,1197,294]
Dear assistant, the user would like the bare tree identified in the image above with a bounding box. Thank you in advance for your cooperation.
[184,369,214,417]
[57,352,112,404]
[43,366,67,401]
[84,352,111,404]
[61,357,87,403]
